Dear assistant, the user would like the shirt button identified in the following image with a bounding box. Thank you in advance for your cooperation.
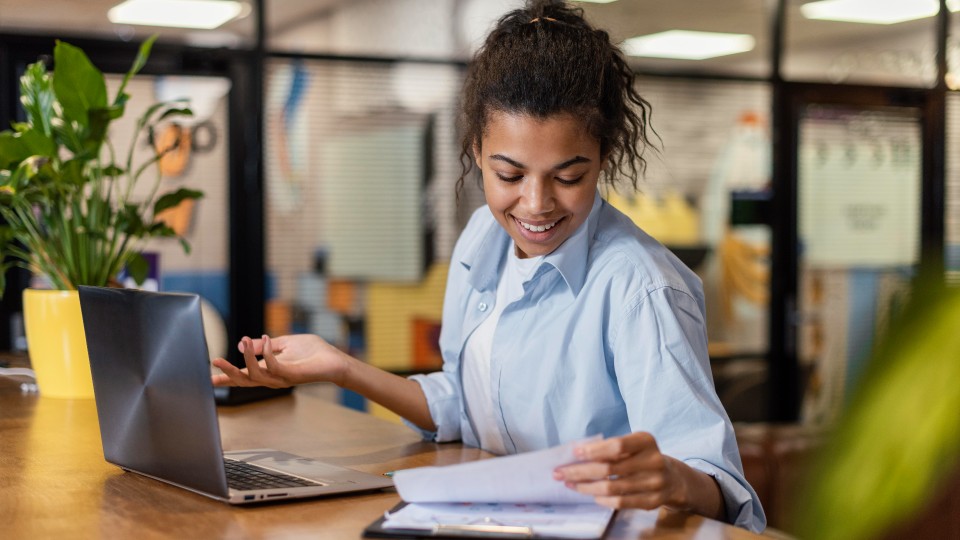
[478,302,488,312]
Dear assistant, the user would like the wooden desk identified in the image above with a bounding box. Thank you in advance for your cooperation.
[0,371,765,539]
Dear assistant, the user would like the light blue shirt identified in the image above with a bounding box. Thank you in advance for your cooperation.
[407,192,766,532]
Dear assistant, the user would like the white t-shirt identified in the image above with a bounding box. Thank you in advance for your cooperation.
[461,243,541,455]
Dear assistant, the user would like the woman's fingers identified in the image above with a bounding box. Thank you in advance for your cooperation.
[571,453,666,479]
[260,335,281,372]
[211,342,288,388]
[259,335,293,386]
[563,470,667,496]
[236,335,289,358]
[240,337,268,380]
[557,435,663,483]
[212,357,255,386]
[575,432,658,462]
[210,358,235,386]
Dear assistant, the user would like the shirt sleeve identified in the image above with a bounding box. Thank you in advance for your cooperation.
[405,369,462,442]
[612,285,767,533]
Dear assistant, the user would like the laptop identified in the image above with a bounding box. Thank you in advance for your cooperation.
[78,286,393,504]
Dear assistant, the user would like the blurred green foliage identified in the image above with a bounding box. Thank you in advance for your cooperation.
[792,283,960,540]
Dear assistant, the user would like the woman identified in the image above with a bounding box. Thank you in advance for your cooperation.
[213,0,765,532]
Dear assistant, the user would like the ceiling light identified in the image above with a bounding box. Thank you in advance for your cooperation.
[108,0,244,30]
[622,30,755,61]
[800,0,957,25]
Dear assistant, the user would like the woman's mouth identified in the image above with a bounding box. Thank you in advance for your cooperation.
[513,216,564,241]
[517,218,559,233]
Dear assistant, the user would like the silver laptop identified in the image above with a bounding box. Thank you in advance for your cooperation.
[78,286,393,504]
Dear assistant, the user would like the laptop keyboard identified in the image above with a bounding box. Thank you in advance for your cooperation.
[224,458,324,491]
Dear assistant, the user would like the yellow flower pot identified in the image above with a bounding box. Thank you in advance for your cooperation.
[22,289,94,399]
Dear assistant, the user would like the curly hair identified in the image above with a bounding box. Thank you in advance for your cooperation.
[457,0,657,197]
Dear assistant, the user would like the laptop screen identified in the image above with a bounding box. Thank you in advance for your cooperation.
[79,286,230,498]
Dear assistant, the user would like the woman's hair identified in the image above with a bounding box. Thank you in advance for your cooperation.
[458,0,657,196]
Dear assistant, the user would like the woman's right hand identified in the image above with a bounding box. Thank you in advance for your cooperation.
[211,334,350,388]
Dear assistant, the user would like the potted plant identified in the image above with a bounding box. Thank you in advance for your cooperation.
[0,36,203,398]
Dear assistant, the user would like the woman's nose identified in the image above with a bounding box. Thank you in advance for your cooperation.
[519,177,555,214]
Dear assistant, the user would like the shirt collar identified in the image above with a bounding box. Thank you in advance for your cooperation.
[461,191,603,296]
[541,191,602,296]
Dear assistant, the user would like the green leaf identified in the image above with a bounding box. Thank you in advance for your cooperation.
[125,252,149,285]
[115,34,157,106]
[18,61,54,138]
[61,158,86,186]
[0,129,56,170]
[179,237,192,255]
[140,102,170,123]
[0,131,31,170]
[102,164,125,177]
[153,187,203,215]
[158,106,193,122]
[53,40,108,130]
[148,222,176,236]
[17,126,57,157]
[118,203,145,235]
[4,165,27,191]
[50,116,85,155]
[84,105,124,157]
[16,156,51,182]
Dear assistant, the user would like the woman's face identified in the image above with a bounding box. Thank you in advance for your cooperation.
[476,111,603,259]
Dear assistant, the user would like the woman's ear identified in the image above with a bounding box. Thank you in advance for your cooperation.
[600,151,612,174]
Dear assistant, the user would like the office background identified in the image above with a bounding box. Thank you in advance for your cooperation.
[0,0,956,426]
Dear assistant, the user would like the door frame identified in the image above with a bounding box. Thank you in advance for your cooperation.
[768,81,945,421]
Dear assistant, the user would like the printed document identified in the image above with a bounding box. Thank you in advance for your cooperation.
[384,437,614,538]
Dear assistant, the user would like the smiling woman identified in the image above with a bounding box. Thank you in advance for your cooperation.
[210,0,766,533]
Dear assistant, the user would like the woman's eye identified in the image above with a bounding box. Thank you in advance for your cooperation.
[496,173,523,182]
[556,175,584,186]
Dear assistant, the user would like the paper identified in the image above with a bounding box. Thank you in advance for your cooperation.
[382,502,614,539]
[392,437,599,505]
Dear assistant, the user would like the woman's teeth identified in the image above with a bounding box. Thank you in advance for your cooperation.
[519,219,558,233]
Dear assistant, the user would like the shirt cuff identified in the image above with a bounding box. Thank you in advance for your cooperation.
[406,373,462,443]
[683,458,767,533]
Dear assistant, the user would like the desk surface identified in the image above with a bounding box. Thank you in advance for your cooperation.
[0,365,765,539]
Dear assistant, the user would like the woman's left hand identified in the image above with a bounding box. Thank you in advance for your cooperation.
[553,432,724,519]
[553,432,682,510]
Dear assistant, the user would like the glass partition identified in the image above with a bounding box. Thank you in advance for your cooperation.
[107,74,232,358]
[796,104,921,423]
[629,77,772,361]
[262,58,464,406]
